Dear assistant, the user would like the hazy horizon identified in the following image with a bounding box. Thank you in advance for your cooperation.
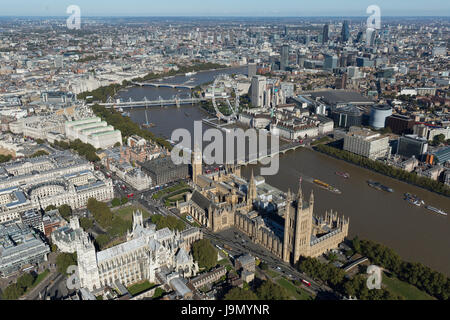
[0,0,448,17]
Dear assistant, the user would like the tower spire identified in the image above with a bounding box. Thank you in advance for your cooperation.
[296,176,303,208]
[287,188,292,201]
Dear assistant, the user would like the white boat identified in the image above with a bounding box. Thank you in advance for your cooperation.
[185,71,197,77]
[425,205,448,216]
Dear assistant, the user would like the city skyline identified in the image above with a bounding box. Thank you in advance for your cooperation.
[0,0,449,17]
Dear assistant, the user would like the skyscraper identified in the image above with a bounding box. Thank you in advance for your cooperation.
[368,29,377,47]
[251,75,267,108]
[280,44,290,71]
[341,20,350,42]
[248,63,257,78]
[324,54,338,70]
[322,24,329,44]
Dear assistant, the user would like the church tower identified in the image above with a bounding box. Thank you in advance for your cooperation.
[76,233,100,291]
[283,181,314,264]
[283,188,295,263]
[247,170,257,208]
[192,144,202,185]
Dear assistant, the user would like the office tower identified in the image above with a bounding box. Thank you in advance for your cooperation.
[280,45,290,71]
[355,31,364,43]
[368,29,377,46]
[248,63,257,78]
[341,20,350,42]
[324,54,338,70]
[251,76,267,108]
[322,24,329,44]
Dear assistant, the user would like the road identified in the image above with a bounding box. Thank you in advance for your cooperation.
[23,272,64,300]
[201,227,338,298]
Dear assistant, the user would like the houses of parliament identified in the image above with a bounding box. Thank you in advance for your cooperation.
[178,147,349,265]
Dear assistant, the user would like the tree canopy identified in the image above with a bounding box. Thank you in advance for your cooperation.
[191,239,217,270]
[256,280,290,300]
[87,198,113,229]
[56,252,77,275]
[58,204,72,221]
[224,287,258,300]
[150,214,185,232]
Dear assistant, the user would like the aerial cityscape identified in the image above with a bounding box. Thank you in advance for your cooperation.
[0,0,449,306]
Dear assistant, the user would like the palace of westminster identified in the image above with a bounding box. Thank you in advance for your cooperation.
[178,147,350,265]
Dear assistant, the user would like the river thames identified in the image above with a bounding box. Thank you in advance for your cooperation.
[118,68,450,276]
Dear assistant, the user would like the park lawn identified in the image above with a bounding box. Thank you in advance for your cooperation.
[127,280,157,296]
[218,258,230,266]
[382,272,435,300]
[277,277,312,301]
[265,269,280,279]
[153,182,190,200]
[218,258,233,270]
[113,205,150,221]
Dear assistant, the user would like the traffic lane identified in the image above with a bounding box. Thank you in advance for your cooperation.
[204,228,328,294]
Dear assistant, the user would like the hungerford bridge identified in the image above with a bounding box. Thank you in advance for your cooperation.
[91,96,208,109]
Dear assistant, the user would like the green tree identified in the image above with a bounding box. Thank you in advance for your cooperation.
[30,150,49,158]
[1,284,24,300]
[256,280,290,300]
[111,198,121,207]
[45,205,57,212]
[0,154,13,163]
[58,204,72,220]
[191,239,217,270]
[79,217,94,231]
[17,273,35,289]
[95,234,112,250]
[151,214,185,232]
[433,134,446,145]
[56,253,77,275]
[224,287,258,300]
[87,198,113,229]
[259,262,269,271]
[120,197,129,205]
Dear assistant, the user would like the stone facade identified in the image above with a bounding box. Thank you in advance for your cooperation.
[75,211,200,291]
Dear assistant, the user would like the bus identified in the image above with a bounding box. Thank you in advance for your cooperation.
[127,193,134,198]
[302,279,311,287]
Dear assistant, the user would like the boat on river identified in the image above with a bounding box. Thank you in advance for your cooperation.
[425,205,447,216]
[367,180,394,193]
[313,179,341,194]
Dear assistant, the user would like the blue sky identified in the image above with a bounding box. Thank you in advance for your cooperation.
[0,0,449,16]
